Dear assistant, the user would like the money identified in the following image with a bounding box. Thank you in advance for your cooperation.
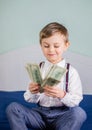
[41,65,67,87]
[25,63,67,93]
[25,64,43,84]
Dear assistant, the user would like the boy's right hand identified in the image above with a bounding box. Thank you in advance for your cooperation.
[29,82,40,94]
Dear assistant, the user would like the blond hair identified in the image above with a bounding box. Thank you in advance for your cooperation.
[39,22,69,44]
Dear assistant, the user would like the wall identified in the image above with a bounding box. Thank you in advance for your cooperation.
[0,0,92,56]
[0,45,92,94]
[0,0,92,94]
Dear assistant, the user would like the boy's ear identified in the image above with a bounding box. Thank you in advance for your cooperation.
[64,42,70,51]
[66,42,70,47]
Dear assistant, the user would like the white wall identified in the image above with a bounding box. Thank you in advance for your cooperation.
[0,44,92,94]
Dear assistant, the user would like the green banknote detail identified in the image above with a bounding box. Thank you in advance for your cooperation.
[25,63,67,92]
[25,64,43,85]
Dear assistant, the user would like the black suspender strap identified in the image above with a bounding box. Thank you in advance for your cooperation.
[66,63,70,92]
[39,61,45,68]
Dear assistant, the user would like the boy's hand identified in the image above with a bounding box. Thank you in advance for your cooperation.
[29,82,40,94]
[44,85,66,98]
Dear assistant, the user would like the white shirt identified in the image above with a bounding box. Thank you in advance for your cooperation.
[24,59,83,107]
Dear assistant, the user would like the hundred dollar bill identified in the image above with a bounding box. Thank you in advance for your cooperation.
[25,63,44,92]
[41,65,67,87]
[25,64,43,85]
[25,63,67,92]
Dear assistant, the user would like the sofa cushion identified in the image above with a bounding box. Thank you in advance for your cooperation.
[0,91,37,123]
[80,95,92,129]
[0,91,92,130]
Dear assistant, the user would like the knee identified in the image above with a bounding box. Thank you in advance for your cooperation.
[6,102,19,115]
[72,107,87,122]
[79,107,87,122]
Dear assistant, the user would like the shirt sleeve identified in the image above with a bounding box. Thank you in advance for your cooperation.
[60,66,83,107]
[24,88,41,103]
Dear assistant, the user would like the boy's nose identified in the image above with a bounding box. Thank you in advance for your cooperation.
[49,46,54,52]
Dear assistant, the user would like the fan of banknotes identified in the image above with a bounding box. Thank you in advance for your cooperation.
[25,63,67,93]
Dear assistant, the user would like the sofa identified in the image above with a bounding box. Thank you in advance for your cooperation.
[0,91,92,130]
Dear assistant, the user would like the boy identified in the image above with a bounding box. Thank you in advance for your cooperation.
[6,22,86,130]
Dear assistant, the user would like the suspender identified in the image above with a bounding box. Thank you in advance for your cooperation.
[39,61,45,68]
[66,63,70,92]
[39,62,70,92]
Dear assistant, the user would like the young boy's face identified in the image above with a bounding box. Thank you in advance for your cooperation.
[41,32,69,64]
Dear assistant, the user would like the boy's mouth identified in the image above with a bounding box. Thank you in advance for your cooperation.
[48,54,56,56]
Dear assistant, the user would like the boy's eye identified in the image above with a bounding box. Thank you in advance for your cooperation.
[44,45,49,48]
[54,45,60,48]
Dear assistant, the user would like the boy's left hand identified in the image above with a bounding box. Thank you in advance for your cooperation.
[44,85,66,99]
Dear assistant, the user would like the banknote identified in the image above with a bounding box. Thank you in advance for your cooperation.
[41,65,67,87]
[25,64,43,84]
[25,63,67,92]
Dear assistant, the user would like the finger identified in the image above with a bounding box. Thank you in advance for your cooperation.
[44,91,56,98]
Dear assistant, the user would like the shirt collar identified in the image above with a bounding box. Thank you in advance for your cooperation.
[45,59,66,68]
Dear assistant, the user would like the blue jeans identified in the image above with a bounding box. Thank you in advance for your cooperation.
[6,102,87,130]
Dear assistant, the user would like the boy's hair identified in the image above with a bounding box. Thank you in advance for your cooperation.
[39,22,69,44]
